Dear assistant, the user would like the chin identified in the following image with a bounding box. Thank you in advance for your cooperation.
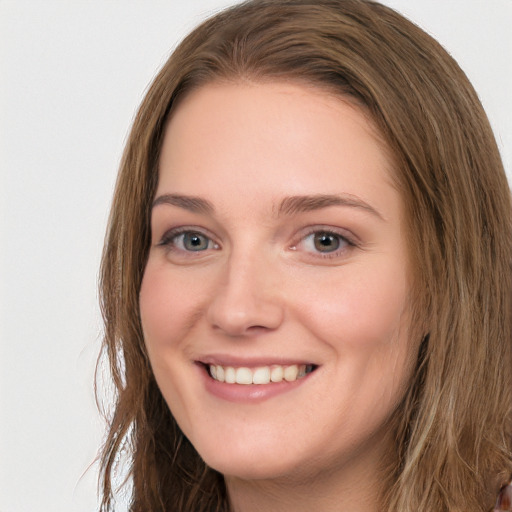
[209,459,298,482]
[196,439,305,481]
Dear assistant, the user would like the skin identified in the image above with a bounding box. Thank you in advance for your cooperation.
[139,82,419,512]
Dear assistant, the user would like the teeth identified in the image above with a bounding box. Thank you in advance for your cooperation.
[270,366,284,382]
[208,363,313,385]
[225,366,236,384]
[284,365,299,381]
[235,367,253,385]
[253,367,271,384]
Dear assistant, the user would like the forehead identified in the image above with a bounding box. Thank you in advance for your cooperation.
[158,81,397,201]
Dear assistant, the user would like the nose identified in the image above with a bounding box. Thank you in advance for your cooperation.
[206,251,284,336]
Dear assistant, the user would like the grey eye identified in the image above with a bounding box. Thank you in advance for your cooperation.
[182,232,210,251]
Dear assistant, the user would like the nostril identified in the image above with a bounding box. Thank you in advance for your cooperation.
[246,324,273,333]
[206,271,285,335]
[209,308,283,336]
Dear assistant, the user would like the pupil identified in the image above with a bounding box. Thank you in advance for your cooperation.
[314,233,339,252]
[184,232,207,251]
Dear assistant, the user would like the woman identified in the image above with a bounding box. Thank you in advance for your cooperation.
[97,0,512,510]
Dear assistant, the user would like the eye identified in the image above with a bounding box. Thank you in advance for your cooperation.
[310,232,342,252]
[179,232,211,251]
[293,228,355,258]
[158,229,219,253]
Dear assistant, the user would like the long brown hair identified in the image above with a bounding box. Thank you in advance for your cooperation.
[97,1,512,510]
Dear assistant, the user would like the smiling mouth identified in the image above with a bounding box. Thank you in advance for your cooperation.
[206,363,317,385]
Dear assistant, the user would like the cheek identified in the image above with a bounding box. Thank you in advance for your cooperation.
[139,268,173,344]
[139,262,205,346]
[298,264,409,351]
[296,262,415,411]
[139,263,204,428]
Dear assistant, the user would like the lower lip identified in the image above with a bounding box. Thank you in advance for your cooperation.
[198,364,314,403]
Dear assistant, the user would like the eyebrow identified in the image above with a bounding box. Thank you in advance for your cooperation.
[152,192,384,220]
[278,194,384,220]
[152,194,214,214]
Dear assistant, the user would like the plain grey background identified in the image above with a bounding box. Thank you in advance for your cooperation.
[1,1,510,511]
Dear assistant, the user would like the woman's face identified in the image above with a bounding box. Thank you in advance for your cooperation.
[140,82,417,484]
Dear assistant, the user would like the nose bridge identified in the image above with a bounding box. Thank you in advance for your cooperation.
[207,242,284,335]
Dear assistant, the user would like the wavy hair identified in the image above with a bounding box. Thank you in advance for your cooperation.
[97,1,512,510]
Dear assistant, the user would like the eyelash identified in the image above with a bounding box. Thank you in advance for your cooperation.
[157,226,357,259]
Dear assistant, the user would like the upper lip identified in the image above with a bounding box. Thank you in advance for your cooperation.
[197,354,317,367]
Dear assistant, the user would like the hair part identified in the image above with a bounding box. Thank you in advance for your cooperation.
[98,1,512,510]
